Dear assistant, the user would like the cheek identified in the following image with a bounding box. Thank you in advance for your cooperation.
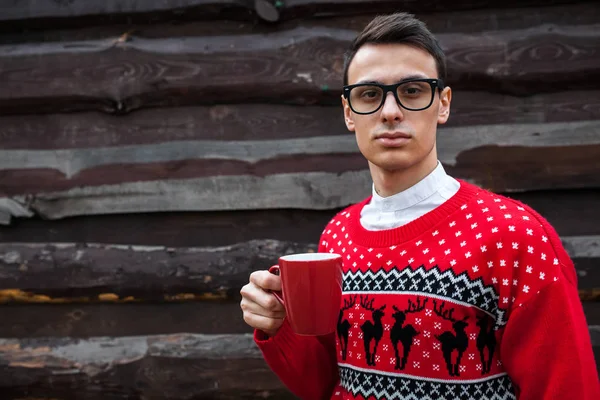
[410,112,438,145]
[352,117,375,153]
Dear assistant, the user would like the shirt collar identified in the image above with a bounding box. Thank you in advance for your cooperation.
[370,162,451,212]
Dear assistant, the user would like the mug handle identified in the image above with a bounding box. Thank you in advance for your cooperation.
[268,265,285,305]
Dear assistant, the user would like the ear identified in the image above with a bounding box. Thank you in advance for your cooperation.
[341,95,356,132]
[437,86,452,125]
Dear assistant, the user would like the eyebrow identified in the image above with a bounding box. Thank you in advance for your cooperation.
[354,74,431,85]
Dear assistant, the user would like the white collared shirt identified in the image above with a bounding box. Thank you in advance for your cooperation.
[360,162,460,231]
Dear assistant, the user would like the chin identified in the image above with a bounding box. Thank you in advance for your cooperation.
[370,155,418,172]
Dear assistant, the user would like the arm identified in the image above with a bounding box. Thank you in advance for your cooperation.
[499,205,600,399]
[500,278,600,399]
[251,236,339,400]
[255,323,338,400]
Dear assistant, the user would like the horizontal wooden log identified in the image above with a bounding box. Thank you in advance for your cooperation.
[574,259,600,293]
[4,3,598,45]
[0,237,596,302]
[1,24,599,114]
[3,121,598,175]
[1,0,594,28]
[1,121,599,219]
[1,92,599,150]
[0,301,251,338]
[1,289,599,339]
[0,240,317,301]
[0,334,292,399]
[0,330,597,399]
[2,121,597,175]
[0,292,598,341]
[2,189,599,248]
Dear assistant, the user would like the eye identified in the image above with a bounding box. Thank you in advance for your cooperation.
[361,90,379,99]
[403,86,422,95]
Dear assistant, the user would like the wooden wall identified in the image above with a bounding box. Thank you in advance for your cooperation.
[0,0,599,398]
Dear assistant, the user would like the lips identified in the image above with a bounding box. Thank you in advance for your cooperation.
[374,131,412,148]
[375,132,411,140]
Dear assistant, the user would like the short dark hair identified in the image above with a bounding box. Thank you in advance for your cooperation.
[343,13,446,86]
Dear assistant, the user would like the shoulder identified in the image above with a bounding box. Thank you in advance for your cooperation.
[466,185,553,234]
[321,199,367,233]
[468,185,575,282]
[317,198,370,250]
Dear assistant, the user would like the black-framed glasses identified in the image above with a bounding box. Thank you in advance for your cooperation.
[343,78,445,115]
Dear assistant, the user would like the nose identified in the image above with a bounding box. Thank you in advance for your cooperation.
[380,91,404,122]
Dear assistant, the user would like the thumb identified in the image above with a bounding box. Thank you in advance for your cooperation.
[250,269,282,292]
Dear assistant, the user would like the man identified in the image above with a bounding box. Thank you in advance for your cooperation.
[240,12,599,400]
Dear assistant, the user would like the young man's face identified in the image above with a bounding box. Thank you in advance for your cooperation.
[342,43,451,174]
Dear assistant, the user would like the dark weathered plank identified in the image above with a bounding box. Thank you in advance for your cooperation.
[1,91,599,150]
[2,121,597,173]
[574,259,600,294]
[0,237,596,302]
[1,25,599,114]
[583,302,600,325]
[0,301,251,338]
[1,297,599,340]
[0,240,318,301]
[1,189,599,247]
[1,171,373,219]
[0,331,596,399]
[1,0,594,28]
[275,0,600,21]
[0,209,331,247]
[3,2,598,45]
[0,334,292,400]
[1,121,599,219]
[444,143,600,194]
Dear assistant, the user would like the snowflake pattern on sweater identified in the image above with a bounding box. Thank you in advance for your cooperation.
[318,182,571,400]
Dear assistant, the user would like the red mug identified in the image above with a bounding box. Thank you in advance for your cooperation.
[269,252,343,336]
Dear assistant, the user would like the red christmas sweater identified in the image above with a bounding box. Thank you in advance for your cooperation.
[255,181,599,400]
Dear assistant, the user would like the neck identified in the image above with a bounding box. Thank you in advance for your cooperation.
[369,152,438,198]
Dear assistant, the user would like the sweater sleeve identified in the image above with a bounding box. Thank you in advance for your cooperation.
[253,226,340,400]
[500,279,600,399]
[254,322,338,400]
[498,203,600,399]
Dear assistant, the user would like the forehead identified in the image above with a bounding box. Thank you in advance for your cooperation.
[347,43,438,85]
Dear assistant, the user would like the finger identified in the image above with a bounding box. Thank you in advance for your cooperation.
[243,311,284,335]
[249,269,282,292]
[241,283,285,314]
[240,296,286,319]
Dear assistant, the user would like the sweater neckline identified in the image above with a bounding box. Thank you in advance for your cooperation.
[347,180,479,248]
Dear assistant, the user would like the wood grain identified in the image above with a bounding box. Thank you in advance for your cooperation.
[0,334,291,400]
[3,3,598,44]
[2,163,598,220]
[1,120,599,218]
[0,331,596,398]
[0,301,251,338]
[2,121,598,175]
[1,296,599,339]
[1,91,599,150]
[0,240,318,301]
[1,171,372,219]
[1,24,599,114]
[5,154,598,219]
[1,0,594,28]
[0,237,595,302]
[2,189,599,247]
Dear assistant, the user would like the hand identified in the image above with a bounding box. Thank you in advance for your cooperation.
[240,269,286,337]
